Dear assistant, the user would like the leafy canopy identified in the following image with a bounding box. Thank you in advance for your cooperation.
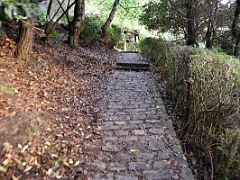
[139,0,183,35]
[0,0,35,20]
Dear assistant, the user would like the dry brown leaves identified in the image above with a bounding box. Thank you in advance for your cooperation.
[0,39,115,179]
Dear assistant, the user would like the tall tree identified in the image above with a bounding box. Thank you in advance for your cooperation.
[101,0,120,35]
[232,0,240,56]
[205,0,220,48]
[185,0,197,46]
[68,0,85,47]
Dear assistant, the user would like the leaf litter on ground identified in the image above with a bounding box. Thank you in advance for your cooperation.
[0,39,116,179]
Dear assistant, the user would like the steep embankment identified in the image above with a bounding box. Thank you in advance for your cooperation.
[0,38,115,179]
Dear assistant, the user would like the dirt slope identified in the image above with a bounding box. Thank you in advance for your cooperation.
[0,39,115,179]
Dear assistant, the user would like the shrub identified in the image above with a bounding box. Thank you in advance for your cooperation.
[79,16,101,46]
[105,25,122,45]
[36,10,46,28]
[99,25,124,49]
[139,37,240,179]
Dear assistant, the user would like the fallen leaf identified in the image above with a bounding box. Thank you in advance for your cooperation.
[3,142,13,152]
[2,158,10,166]
[24,165,32,173]
[12,175,21,180]
[68,159,74,165]
[130,149,138,153]
[0,165,7,173]
[21,145,29,154]
[74,161,80,166]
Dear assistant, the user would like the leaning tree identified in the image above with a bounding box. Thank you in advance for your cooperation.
[101,0,120,36]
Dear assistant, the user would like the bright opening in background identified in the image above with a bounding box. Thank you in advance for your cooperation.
[221,0,234,4]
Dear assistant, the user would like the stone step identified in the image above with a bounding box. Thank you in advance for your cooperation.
[114,62,150,71]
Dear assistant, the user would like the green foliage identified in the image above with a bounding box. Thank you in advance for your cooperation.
[35,10,47,27]
[139,37,240,179]
[79,16,101,46]
[98,25,124,49]
[139,1,182,35]
[86,0,147,33]
[49,30,60,38]
[215,130,240,179]
[214,31,235,55]
[0,0,35,20]
[105,25,123,46]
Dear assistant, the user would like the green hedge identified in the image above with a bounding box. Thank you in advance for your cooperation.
[139,37,240,179]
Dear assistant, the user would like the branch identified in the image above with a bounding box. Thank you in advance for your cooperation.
[51,0,66,21]
[53,0,76,27]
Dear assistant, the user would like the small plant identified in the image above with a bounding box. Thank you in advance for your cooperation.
[105,25,122,45]
[215,130,240,179]
[49,30,60,38]
[35,10,46,28]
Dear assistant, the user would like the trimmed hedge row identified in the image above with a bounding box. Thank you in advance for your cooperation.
[139,37,240,178]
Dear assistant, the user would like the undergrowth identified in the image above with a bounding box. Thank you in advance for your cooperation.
[139,37,240,179]
[79,16,102,46]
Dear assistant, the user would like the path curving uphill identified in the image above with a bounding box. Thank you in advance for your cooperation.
[90,52,194,180]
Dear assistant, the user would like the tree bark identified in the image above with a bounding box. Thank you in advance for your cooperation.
[232,0,240,56]
[205,22,214,48]
[68,0,85,47]
[43,0,54,43]
[101,0,120,35]
[185,0,197,46]
[16,18,35,62]
[205,0,219,49]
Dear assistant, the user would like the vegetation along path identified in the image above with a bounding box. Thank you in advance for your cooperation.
[90,52,194,179]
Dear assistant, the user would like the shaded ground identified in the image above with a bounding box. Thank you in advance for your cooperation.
[0,38,115,179]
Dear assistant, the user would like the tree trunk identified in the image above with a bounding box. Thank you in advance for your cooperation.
[101,0,120,35]
[232,0,240,56]
[16,18,35,62]
[68,0,85,47]
[44,0,54,42]
[205,0,218,49]
[234,36,240,56]
[205,22,214,48]
[185,0,196,46]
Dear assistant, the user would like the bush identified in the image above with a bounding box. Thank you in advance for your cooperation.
[139,37,240,179]
[36,10,46,28]
[99,25,124,49]
[79,16,101,46]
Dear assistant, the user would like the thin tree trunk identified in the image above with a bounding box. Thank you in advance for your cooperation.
[185,0,196,46]
[205,0,218,49]
[68,0,85,47]
[101,0,120,35]
[232,0,240,56]
[234,36,240,56]
[16,18,35,62]
[206,21,213,48]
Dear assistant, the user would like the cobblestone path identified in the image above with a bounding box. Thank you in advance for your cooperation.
[91,53,194,180]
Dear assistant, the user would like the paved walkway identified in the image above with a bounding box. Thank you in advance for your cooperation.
[91,53,194,180]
